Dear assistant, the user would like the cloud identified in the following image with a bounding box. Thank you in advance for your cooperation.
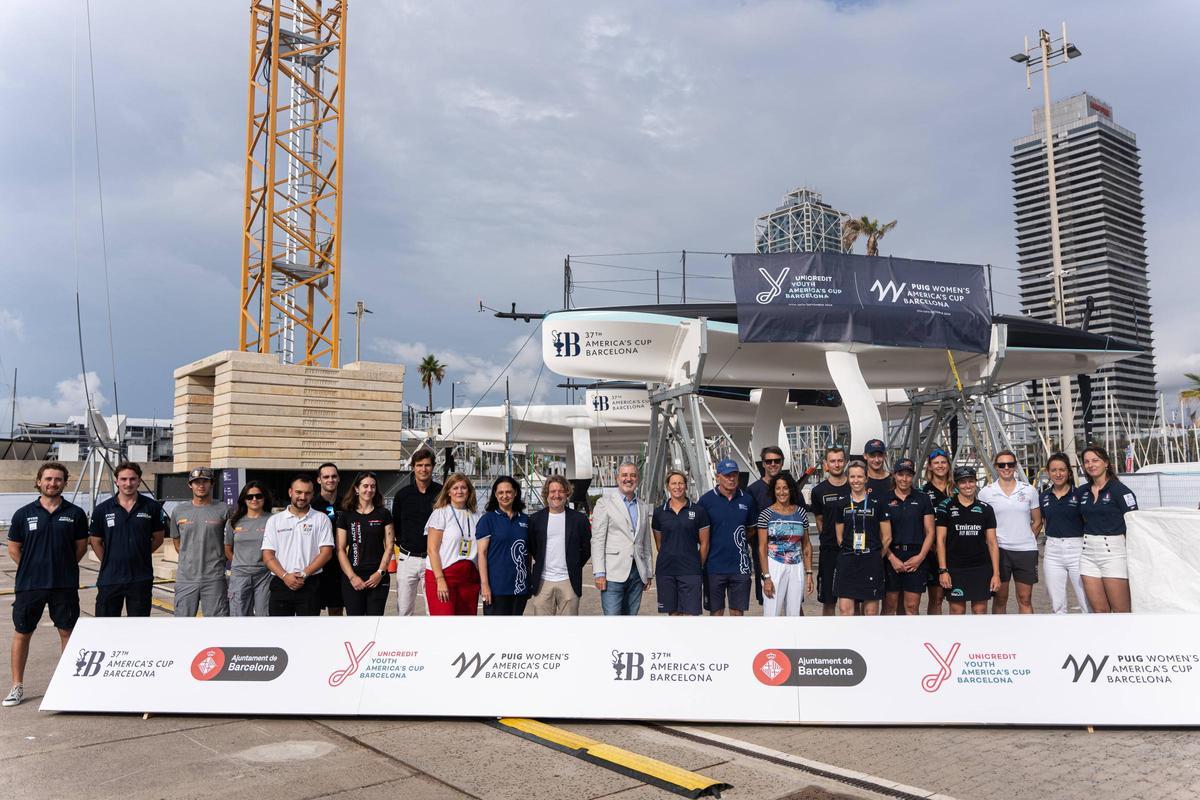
[374,327,552,410]
[16,372,107,424]
[0,309,23,340]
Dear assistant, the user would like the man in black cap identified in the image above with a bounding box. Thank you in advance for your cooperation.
[863,439,892,497]
[170,467,230,617]
[935,466,1000,615]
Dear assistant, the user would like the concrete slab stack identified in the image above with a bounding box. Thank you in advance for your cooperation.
[173,351,405,472]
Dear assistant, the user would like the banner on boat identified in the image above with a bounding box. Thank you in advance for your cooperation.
[41,615,1200,726]
[733,252,992,352]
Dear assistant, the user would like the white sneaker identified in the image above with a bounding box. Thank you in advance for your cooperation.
[2,685,23,707]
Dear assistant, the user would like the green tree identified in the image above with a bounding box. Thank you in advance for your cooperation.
[418,355,447,411]
[841,216,898,256]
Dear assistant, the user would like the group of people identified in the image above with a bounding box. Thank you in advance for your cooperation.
[5,440,1140,706]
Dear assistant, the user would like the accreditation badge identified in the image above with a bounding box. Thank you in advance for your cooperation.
[853,531,866,552]
[458,537,473,558]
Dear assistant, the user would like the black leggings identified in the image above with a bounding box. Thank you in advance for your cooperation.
[483,594,529,616]
[342,573,391,616]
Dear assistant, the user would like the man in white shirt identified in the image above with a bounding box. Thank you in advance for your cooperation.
[262,475,334,616]
[977,450,1042,614]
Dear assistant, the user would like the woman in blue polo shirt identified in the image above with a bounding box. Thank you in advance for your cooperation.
[1077,446,1138,613]
[651,470,710,616]
[834,462,887,615]
[1040,453,1088,614]
[477,476,531,616]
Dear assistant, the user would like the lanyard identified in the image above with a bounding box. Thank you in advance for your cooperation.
[849,497,867,551]
[451,509,474,540]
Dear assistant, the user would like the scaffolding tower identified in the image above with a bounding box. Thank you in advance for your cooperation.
[239,0,346,367]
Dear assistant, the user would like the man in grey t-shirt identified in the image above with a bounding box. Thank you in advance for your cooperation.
[170,468,231,617]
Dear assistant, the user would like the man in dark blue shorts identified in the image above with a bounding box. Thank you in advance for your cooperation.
[698,459,758,616]
[5,462,90,707]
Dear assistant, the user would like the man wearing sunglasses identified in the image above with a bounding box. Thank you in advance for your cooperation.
[977,450,1042,614]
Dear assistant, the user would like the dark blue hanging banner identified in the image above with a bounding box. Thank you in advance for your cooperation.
[733,252,991,353]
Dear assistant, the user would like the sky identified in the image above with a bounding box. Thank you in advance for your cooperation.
[1,0,1195,428]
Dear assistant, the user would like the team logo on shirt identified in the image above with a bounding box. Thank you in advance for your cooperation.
[189,647,288,681]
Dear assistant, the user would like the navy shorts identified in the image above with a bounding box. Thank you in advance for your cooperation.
[816,545,839,604]
[706,573,752,612]
[885,544,928,594]
[833,552,884,601]
[13,588,80,634]
[946,564,994,602]
[657,574,702,615]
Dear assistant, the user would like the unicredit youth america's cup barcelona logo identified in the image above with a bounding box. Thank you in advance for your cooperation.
[756,267,790,304]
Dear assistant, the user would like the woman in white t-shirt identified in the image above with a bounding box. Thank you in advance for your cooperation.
[424,473,481,615]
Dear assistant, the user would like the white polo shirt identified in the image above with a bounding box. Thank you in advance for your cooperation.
[977,481,1039,552]
[262,506,334,574]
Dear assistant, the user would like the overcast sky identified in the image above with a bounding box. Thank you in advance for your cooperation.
[1,0,1194,428]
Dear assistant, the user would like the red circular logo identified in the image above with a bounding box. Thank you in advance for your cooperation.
[190,647,226,681]
[752,649,792,686]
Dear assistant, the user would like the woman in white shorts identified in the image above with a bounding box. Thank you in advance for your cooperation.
[1077,445,1138,613]
[1038,453,1088,614]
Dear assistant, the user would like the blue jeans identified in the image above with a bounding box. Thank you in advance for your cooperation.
[601,575,645,616]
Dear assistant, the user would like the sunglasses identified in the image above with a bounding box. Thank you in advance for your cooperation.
[245,493,265,500]
[995,462,1017,469]
[763,458,784,465]
[927,449,950,460]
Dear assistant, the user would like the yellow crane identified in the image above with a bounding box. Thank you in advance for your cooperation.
[238,0,347,367]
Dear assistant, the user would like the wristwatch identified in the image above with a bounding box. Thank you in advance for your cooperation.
[761,573,770,580]
[299,570,308,579]
[937,568,949,574]
[377,568,386,576]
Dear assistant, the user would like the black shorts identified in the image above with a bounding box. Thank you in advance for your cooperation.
[885,544,928,594]
[923,549,941,587]
[946,564,993,602]
[998,548,1039,585]
[816,545,839,604]
[833,552,884,601]
[95,580,153,617]
[657,574,702,615]
[706,573,751,612]
[13,588,80,634]
[318,566,344,610]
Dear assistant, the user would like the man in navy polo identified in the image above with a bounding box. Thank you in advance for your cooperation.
[698,459,759,616]
[89,462,167,617]
[5,462,90,708]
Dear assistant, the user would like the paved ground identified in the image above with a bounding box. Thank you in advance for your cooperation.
[2,551,1197,799]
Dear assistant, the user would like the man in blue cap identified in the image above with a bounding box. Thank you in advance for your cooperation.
[863,439,892,497]
[698,459,759,616]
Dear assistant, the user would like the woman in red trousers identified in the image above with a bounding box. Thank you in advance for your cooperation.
[424,473,481,615]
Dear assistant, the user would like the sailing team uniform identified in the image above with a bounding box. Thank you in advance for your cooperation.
[834,496,884,601]
[881,490,934,594]
[1039,486,1088,614]
[810,479,851,604]
[1078,479,1138,580]
[921,482,952,586]
[936,497,997,602]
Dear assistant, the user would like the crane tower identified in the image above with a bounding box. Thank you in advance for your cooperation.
[238,0,346,367]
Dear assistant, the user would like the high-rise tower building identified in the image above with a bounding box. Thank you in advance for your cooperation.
[754,188,849,254]
[1012,92,1157,435]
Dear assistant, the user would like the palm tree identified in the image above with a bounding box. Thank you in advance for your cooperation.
[841,216,898,257]
[418,355,446,411]
[1181,373,1200,400]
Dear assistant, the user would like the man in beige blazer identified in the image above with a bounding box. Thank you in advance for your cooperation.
[591,462,654,615]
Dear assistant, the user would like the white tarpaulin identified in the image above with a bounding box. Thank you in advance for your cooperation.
[41,614,1200,726]
[1127,508,1200,613]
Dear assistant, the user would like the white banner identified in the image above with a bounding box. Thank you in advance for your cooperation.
[42,615,1200,726]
